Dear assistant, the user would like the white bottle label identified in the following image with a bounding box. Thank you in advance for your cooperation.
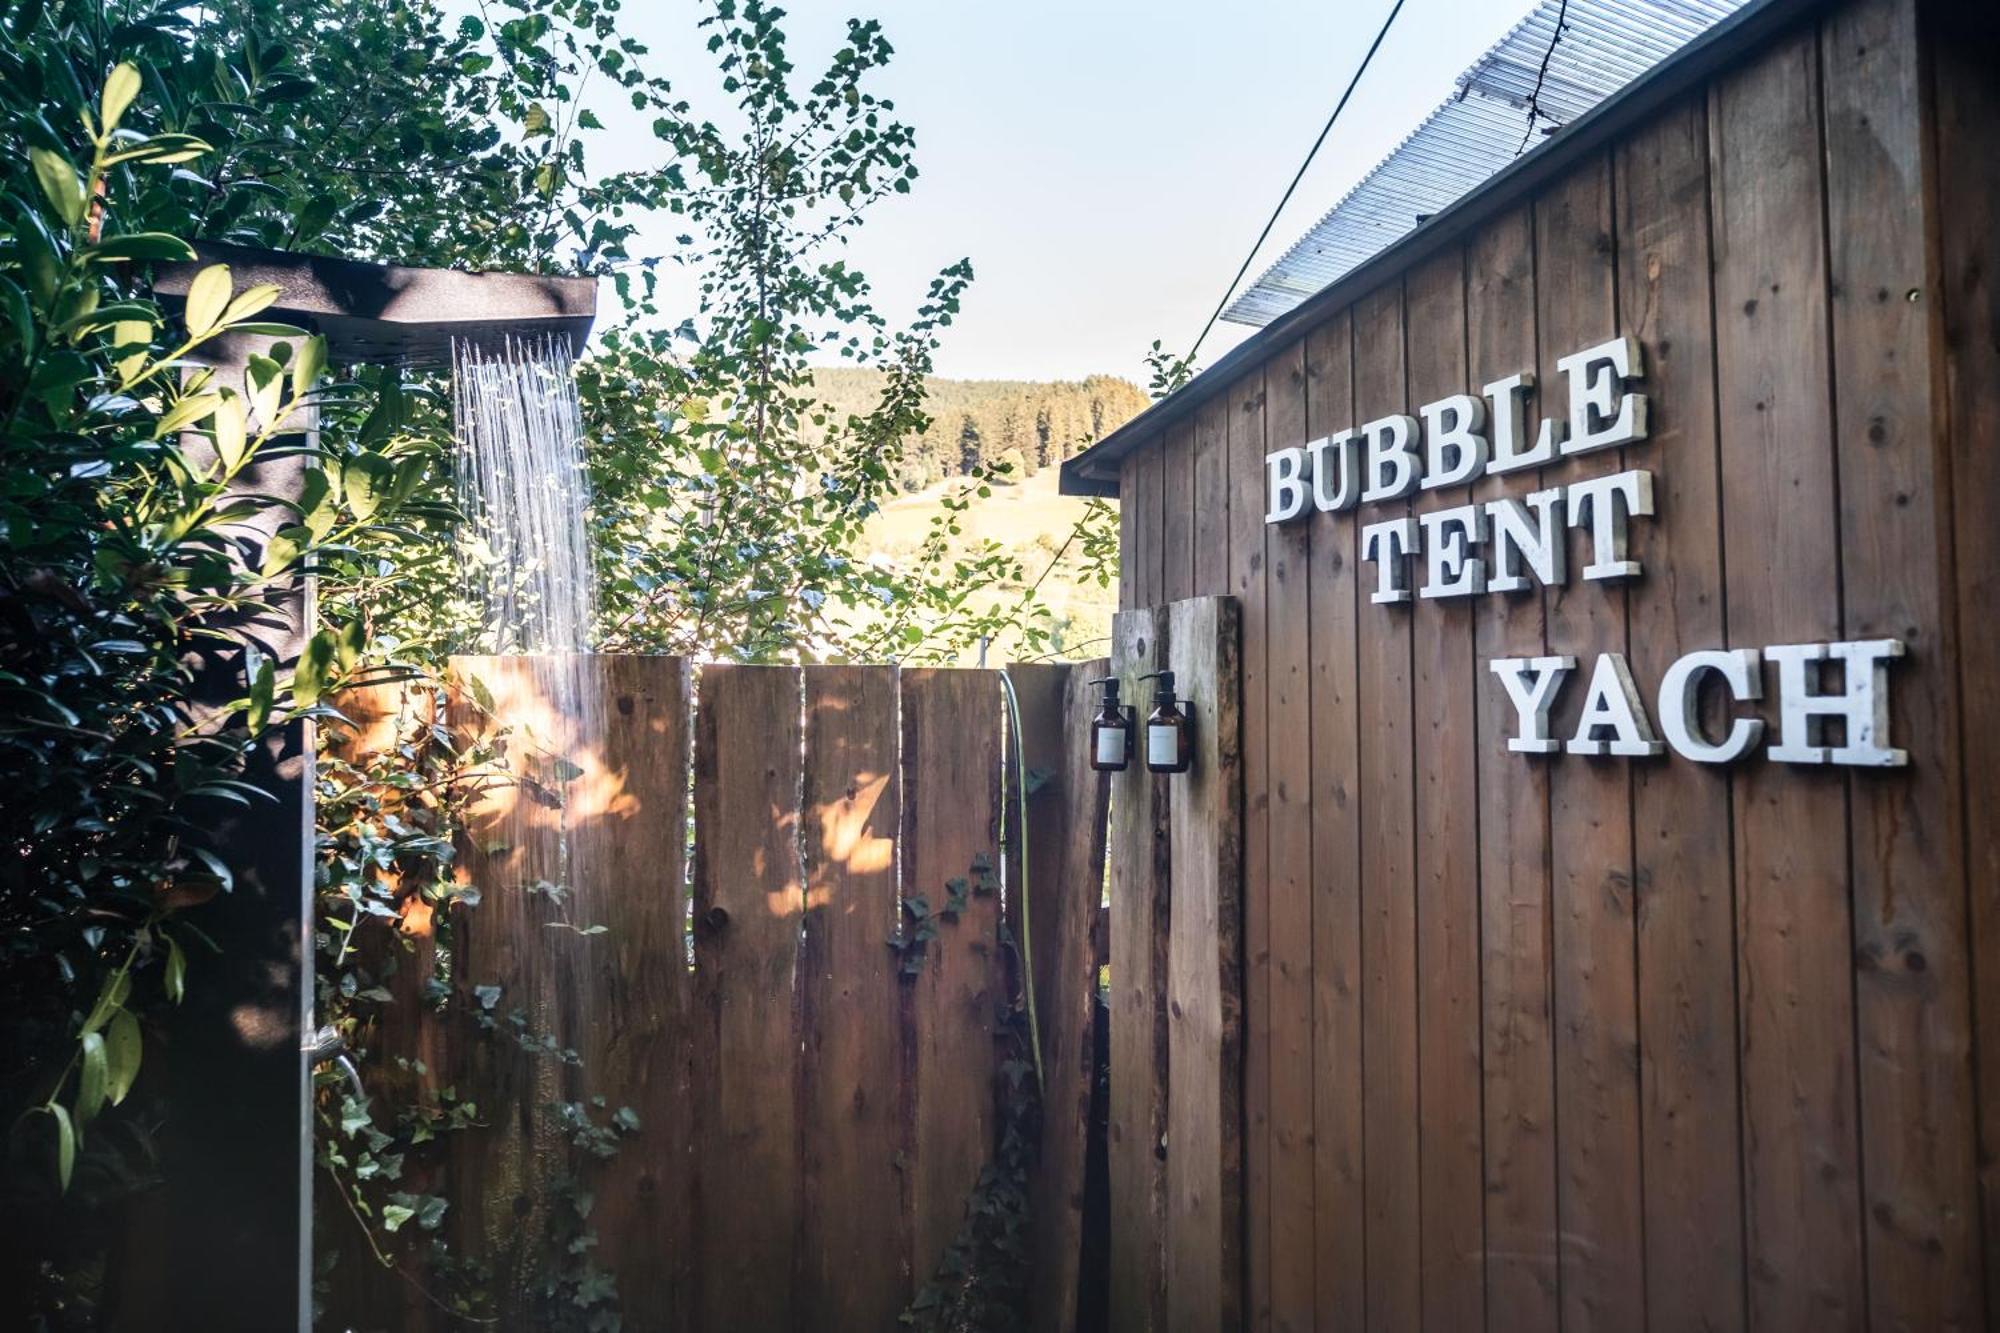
[1148,723,1178,767]
[1095,726,1125,767]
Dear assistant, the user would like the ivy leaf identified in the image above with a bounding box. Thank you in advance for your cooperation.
[105,1008,141,1106]
[380,1203,415,1233]
[76,1031,108,1126]
[30,148,86,227]
[101,62,143,135]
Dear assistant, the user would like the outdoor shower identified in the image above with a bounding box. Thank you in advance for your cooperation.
[152,242,596,1331]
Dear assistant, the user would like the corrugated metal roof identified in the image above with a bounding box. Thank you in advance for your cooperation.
[1223,0,1747,328]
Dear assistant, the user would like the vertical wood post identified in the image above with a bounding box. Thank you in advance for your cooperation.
[1161,597,1245,1333]
[1108,597,1244,1333]
[164,333,315,1332]
[1108,610,1169,1333]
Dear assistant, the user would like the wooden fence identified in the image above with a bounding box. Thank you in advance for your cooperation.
[326,657,1111,1332]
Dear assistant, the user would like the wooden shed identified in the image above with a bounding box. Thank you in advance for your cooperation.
[1060,0,2000,1326]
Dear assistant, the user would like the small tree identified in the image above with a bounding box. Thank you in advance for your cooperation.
[958,413,984,476]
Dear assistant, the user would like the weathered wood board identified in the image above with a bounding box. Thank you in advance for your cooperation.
[1105,1,1992,1326]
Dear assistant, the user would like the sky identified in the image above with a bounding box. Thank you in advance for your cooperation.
[600,0,1537,385]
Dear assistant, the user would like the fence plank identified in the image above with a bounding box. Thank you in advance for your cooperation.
[1108,608,1169,1333]
[1615,94,1746,1333]
[1406,246,1487,1333]
[902,668,1006,1288]
[1931,1,2000,1315]
[1194,397,1231,598]
[1711,33,1867,1327]
[799,665,908,1329]
[572,656,694,1332]
[1353,277,1422,1330]
[1537,153,1647,1333]
[1164,596,1245,1333]
[1135,444,1166,611]
[1467,204,1562,1330]
[1021,661,1114,1333]
[1164,422,1196,604]
[692,664,804,1332]
[1304,311,1367,1332]
[1226,363,1274,1332]
[446,656,591,1322]
[1260,338,1316,1333]
[1822,5,1984,1327]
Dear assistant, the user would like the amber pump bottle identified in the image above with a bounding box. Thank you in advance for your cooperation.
[1088,677,1134,772]
[1137,671,1193,774]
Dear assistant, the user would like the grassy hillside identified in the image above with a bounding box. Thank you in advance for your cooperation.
[817,368,1145,664]
[854,466,1117,662]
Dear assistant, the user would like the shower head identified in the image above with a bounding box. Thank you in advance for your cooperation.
[152,241,599,369]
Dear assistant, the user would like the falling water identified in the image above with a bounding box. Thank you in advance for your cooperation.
[452,334,599,914]
[452,335,598,658]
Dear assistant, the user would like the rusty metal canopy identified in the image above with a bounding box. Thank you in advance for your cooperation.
[1223,0,1747,329]
[152,241,599,368]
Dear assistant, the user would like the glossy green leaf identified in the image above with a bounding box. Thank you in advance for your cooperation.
[76,1031,107,1126]
[218,283,281,328]
[49,1104,75,1192]
[247,353,283,427]
[105,1008,141,1106]
[183,263,231,337]
[294,631,337,708]
[341,453,394,521]
[154,391,221,439]
[88,232,196,263]
[105,132,212,165]
[101,62,143,134]
[164,934,187,1004]
[291,334,326,401]
[212,392,248,471]
[30,147,86,227]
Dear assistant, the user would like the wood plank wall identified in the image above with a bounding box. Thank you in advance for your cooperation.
[1110,0,1993,1325]
[392,658,1110,1332]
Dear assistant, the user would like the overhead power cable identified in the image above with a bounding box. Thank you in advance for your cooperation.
[1188,0,1409,362]
[1516,0,1572,153]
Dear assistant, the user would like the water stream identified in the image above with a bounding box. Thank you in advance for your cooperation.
[452,334,600,913]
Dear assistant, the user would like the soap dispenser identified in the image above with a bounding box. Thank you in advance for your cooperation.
[1137,671,1194,774]
[1088,677,1134,772]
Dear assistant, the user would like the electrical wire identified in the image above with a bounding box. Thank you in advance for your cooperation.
[1516,0,1572,153]
[1187,0,1409,362]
